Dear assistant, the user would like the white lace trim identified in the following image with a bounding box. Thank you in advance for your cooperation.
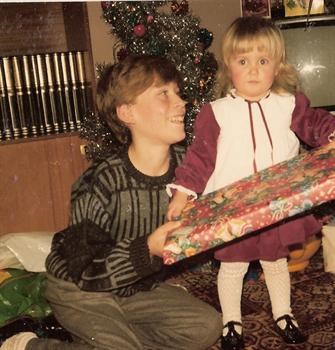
[166,184,197,200]
[328,131,335,143]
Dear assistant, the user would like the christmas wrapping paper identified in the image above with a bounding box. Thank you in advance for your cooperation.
[163,142,335,265]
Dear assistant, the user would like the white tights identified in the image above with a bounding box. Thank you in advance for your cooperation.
[217,258,294,334]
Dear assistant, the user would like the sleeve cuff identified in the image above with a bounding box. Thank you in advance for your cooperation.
[129,236,162,276]
[166,184,197,200]
[328,131,335,143]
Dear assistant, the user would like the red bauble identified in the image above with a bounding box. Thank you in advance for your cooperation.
[101,1,110,10]
[133,24,147,37]
[117,47,130,61]
[147,15,154,24]
[179,0,189,14]
[171,0,189,15]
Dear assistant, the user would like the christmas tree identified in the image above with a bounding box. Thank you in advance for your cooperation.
[81,0,218,161]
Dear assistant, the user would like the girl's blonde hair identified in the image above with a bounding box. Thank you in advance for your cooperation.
[219,16,300,97]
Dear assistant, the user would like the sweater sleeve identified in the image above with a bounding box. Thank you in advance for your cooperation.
[61,189,162,293]
[173,103,220,194]
[291,92,335,147]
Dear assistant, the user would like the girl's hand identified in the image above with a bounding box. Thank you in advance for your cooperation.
[166,191,189,221]
[147,220,182,257]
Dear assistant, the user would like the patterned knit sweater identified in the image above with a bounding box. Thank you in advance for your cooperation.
[46,145,185,297]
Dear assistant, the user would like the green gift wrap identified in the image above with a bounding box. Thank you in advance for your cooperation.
[163,142,335,265]
[0,269,51,327]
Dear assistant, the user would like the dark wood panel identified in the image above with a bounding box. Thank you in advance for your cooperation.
[0,3,67,55]
[63,3,90,52]
[0,2,94,234]
[0,134,89,234]
[0,138,55,233]
[46,135,89,232]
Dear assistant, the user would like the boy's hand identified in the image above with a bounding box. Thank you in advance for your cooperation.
[147,220,181,257]
[166,191,189,221]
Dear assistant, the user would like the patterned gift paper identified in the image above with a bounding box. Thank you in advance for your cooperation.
[163,142,335,265]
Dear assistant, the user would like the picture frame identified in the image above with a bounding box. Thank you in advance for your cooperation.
[241,0,271,17]
[284,0,325,17]
[270,0,285,19]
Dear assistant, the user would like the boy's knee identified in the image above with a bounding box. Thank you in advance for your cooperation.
[192,308,222,348]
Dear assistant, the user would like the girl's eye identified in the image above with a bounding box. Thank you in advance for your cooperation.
[260,58,268,65]
[239,59,246,65]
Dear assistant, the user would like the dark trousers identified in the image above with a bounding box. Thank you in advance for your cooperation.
[27,273,221,350]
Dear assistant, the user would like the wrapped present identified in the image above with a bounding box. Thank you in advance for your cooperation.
[163,142,335,265]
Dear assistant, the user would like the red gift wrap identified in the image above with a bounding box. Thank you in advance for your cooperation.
[163,142,335,264]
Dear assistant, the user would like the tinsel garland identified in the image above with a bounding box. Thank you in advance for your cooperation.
[80,0,218,161]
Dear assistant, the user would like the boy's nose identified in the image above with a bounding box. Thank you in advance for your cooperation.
[176,94,186,106]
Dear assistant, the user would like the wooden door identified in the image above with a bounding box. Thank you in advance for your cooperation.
[0,134,89,234]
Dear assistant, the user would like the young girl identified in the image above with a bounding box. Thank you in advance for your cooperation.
[167,16,335,350]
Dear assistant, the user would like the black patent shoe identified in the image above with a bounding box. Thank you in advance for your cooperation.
[274,315,307,344]
[221,321,244,350]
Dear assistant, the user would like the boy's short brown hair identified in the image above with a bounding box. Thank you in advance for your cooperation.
[96,55,183,145]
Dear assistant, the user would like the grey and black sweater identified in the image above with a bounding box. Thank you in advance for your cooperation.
[46,145,185,297]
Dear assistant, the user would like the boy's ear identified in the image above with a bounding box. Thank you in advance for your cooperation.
[116,104,134,125]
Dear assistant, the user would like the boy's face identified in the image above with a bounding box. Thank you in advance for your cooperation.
[228,47,278,101]
[128,80,186,146]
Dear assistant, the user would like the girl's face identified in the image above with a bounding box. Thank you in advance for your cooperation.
[228,47,278,101]
[128,80,186,146]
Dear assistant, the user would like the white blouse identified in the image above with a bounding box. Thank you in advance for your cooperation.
[204,92,300,194]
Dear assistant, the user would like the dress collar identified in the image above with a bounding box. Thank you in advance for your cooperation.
[230,89,271,103]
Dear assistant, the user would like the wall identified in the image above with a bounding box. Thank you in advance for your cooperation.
[189,0,241,58]
[86,0,241,72]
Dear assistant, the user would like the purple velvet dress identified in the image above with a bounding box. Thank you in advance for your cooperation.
[173,92,335,262]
